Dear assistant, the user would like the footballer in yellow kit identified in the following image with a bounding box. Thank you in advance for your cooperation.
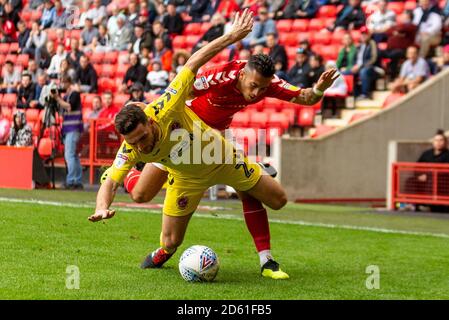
[108,67,262,217]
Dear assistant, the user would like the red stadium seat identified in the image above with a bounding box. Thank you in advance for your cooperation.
[350,30,361,43]
[276,20,293,33]
[268,112,289,129]
[183,23,202,35]
[2,93,17,107]
[82,93,97,109]
[263,97,283,110]
[292,19,309,32]
[5,54,17,64]
[1,106,12,120]
[382,92,404,109]
[331,29,346,45]
[38,137,53,158]
[318,5,338,18]
[113,94,129,108]
[0,43,10,54]
[90,52,105,64]
[248,111,268,129]
[200,22,212,34]
[349,112,373,124]
[100,64,116,77]
[310,31,332,45]
[279,33,298,47]
[20,11,32,21]
[308,19,324,31]
[286,46,297,60]
[98,78,117,93]
[404,1,417,10]
[172,35,186,49]
[319,45,339,61]
[16,54,30,68]
[311,124,335,138]
[25,108,39,122]
[70,29,82,39]
[230,111,250,127]
[297,31,311,43]
[116,64,129,79]
[343,75,354,94]
[280,108,295,124]
[31,11,42,21]
[186,35,201,49]
[387,2,405,14]
[297,108,315,127]
[46,28,58,42]
[93,64,102,75]
[104,51,119,64]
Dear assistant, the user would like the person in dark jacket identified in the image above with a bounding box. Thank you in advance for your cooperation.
[192,13,225,53]
[328,0,366,31]
[282,0,318,19]
[307,54,325,86]
[122,53,148,93]
[162,2,184,35]
[287,47,311,87]
[16,72,38,109]
[17,21,30,53]
[129,22,153,55]
[75,55,98,93]
[266,33,288,73]
[190,0,221,22]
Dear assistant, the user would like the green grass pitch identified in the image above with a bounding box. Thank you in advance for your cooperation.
[0,188,449,299]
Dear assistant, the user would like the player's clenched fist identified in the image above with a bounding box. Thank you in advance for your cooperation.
[228,8,254,42]
[88,209,116,222]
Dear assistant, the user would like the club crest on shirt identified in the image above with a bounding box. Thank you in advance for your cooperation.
[177,196,188,209]
[114,153,128,169]
[194,76,209,91]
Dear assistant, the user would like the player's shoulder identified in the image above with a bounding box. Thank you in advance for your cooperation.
[269,74,301,92]
[194,60,244,91]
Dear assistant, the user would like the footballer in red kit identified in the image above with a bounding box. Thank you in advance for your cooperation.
[101,53,338,279]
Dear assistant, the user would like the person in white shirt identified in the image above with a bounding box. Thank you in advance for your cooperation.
[77,0,92,29]
[367,0,396,43]
[87,0,107,27]
[107,4,120,36]
[146,60,169,93]
[47,43,67,78]
[413,0,443,57]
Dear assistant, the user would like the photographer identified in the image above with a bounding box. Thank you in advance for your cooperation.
[51,76,84,190]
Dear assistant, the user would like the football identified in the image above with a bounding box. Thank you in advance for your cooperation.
[179,245,220,282]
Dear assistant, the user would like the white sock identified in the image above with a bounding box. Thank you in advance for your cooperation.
[259,250,273,267]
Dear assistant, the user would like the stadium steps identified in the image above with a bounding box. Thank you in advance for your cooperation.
[354,91,390,109]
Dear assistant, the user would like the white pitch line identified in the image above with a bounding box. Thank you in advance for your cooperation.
[1,197,449,239]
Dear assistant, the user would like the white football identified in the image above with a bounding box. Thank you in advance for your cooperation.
[179,245,220,282]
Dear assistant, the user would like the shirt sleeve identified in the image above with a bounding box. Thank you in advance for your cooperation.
[108,141,138,184]
[266,76,301,102]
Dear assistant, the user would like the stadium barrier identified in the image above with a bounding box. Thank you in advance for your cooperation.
[0,146,34,189]
[391,162,449,209]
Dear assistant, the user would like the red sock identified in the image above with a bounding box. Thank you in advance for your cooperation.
[124,168,141,193]
[242,196,271,252]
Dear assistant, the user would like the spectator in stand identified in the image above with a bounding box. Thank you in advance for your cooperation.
[190,0,221,22]
[434,44,449,71]
[84,95,102,131]
[3,1,20,26]
[379,10,418,79]
[266,32,288,78]
[28,0,44,10]
[98,91,119,120]
[17,21,30,54]
[110,13,132,51]
[192,13,225,53]
[128,82,148,103]
[137,8,152,30]
[54,75,84,189]
[1,60,20,93]
[130,22,153,55]
[152,20,172,49]
[7,111,33,147]
[322,60,348,118]
[40,0,56,29]
[88,0,108,27]
[307,54,325,87]
[16,72,38,109]
[75,55,98,93]
[146,60,169,93]
[127,1,140,26]
[336,33,357,75]
[54,28,70,51]
[172,50,190,74]
[152,37,173,71]
[391,46,430,94]
[242,0,266,14]
[47,43,66,79]
[51,0,69,28]
[287,47,311,87]
[106,4,120,35]
[162,1,184,35]
[66,38,83,68]
[268,0,286,20]
[0,109,10,145]
[366,0,396,43]
[24,21,47,62]
[122,53,148,93]
[81,17,100,48]
[328,0,365,32]
[245,6,277,47]
[216,0,240,19]
[228,40,250,60]
[27,59,39,83]
[281,0,318,19]
[38,40,55,70]
[413,0,443,58]
[35,73,48,108]
[59,58,77,83]
[352,27,380,100]
[91,24,111,52]
[78,0,93,29]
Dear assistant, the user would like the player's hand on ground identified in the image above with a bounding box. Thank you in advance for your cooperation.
[125,101,147,110]
[316,68,340,92]
[229,8,254,42]
[88,209,116,222]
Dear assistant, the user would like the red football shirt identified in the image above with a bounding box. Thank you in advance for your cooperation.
[188,60,301,130]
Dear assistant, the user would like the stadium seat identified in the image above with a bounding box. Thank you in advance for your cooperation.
[46,29,58,42]
[349,112,373,124]
[279,33,298,47]
[343,75,354,95]
[0,43,10,54]
[248,111,268,129]
[319,44,339,61]
[382,92,404,109]
[38,137,53,158]
[404,1,417,10]
[292,19,309,32]
[104,51,119,64]
[331,30,346,45]
[118,51,130,64]
[1,106,12,120]
[100,64,116,78]
[263,97,283,110]
[183,23,202,35]
[310,31,332,45]
[350,30,361,43]
[172,35,186,49]
[116,64,129,79]
[93,64,102,75]
[2,94,17,107]
[268,112,289,129]
[20,11,32,22]
[25,108,39,122]
[5,54,17,64]
[308,19,324,32]
[387,2,405,14]
[82,94,96,109]
[317,5,338,18]
[31,11,42,21]
[280,108,296,124]
[310,124,335,138]
[16,54,30,68]
[230,111,250,127]
[113,94,129,108]
[98,78,117,93]
[200,22,211,34]
[186,35,201,49]
[276,20,293,33]
[297,32,311,44]
[297,108,316,127]
[90,52,105,64]
[286,46,297,60]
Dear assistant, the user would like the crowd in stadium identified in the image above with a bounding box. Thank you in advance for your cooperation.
[0,0,449,174]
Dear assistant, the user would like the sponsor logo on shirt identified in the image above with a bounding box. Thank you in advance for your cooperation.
[114,153,128,169]
[194,76,209,90]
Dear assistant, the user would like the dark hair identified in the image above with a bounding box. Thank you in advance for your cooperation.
[246,54,275,78]
[436,129,447,141]
[115,105,148,135]
[5,60,13,65]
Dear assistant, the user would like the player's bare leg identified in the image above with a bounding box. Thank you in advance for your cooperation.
[244,175,289,279]
[141,213,193,268]
[128,163,168,203]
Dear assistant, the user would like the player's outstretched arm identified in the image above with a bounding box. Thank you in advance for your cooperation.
[88,177,119,222]
[185,8,254,74]
[293,68,340,105]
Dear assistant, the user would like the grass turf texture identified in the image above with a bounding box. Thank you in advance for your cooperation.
[0,189,449,299]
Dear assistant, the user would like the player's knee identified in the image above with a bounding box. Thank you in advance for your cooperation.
[269,191,287,210]
[163,235,183,250]
[130,190,150,203]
